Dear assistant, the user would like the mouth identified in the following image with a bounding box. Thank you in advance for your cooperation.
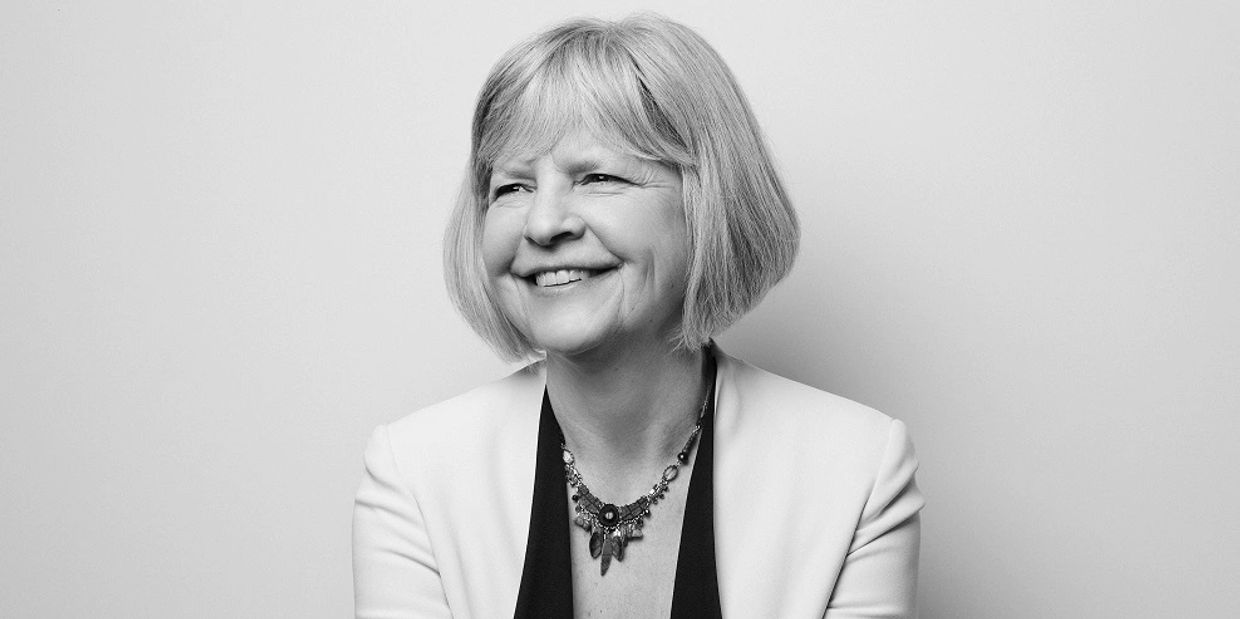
[525,267,615,288]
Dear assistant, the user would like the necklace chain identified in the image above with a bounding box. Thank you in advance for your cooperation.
[561,396,709,576]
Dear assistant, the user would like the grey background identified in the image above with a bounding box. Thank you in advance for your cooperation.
[3,1,1237,617]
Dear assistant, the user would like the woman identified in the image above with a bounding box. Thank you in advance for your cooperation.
[354,15,923,618]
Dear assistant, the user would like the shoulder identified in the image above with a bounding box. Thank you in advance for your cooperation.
[711,348,923,614]
[714,348,917,504]
[356,365,546,616]
[389,363,545,432]
[717,350,904,453]
[378,363,546,479]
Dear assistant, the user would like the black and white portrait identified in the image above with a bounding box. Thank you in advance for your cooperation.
[3,2,1237,618]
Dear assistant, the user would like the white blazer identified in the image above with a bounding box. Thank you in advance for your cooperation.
[354,348,923,618]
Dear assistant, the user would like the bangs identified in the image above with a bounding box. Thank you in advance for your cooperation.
[472,29,693,196]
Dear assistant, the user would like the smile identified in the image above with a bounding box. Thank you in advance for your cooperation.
[528,268,612,288]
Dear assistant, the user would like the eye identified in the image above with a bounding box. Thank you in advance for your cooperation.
[492,183,529,199]
[580,173,627,186]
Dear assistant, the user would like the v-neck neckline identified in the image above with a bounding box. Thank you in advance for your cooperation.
[512,355,722,618]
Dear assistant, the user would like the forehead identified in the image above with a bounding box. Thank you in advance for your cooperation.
[490,129,651,172]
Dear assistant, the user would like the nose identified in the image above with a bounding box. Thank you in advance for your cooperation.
[522,188,585,246]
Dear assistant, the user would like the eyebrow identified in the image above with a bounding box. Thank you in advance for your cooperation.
[557,157,607,175]
[490,159,531,175]
[492,154,634,179]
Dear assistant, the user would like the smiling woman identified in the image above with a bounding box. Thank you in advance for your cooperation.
[354,14,923,619]
[482,132,689,357]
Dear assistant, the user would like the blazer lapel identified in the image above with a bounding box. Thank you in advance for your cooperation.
[711,347,785,617]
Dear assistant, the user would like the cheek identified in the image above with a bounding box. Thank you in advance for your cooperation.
[656,209,691,283]
[480,210,521,276]
[658,245,691,301]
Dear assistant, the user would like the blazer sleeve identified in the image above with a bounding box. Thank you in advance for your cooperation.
[353,425,452,619]
[825,418,925,619]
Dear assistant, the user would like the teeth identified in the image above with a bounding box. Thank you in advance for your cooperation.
[533,268,596,287]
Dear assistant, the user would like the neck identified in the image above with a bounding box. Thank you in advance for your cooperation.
[546,341,709,498]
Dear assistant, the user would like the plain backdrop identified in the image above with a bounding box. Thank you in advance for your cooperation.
[3,1,1238,617]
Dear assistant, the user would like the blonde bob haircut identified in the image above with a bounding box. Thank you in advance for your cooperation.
[444,14,800,361]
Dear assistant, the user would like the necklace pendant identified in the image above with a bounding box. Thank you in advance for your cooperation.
[600,541,613,575]
[589,528,605,559]
[597,528,629,576]
[611,529,627,561]
[587,524,634,576]
[597,503,620,526]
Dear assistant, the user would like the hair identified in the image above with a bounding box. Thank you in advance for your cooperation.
[444,14,800,361]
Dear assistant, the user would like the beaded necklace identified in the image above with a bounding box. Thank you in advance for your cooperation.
[560,396,709,576]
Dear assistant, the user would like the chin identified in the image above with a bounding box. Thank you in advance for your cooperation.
[526,322,629,359]
[530,332,609,358]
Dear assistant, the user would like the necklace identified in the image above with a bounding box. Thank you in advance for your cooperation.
[560,395,709,576]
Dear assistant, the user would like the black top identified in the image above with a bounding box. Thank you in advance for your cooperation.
[513,367,723,618]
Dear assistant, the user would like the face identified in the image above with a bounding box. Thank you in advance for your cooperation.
[481,130,689,359]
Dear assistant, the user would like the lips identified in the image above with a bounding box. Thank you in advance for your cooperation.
[530,268,610,287]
